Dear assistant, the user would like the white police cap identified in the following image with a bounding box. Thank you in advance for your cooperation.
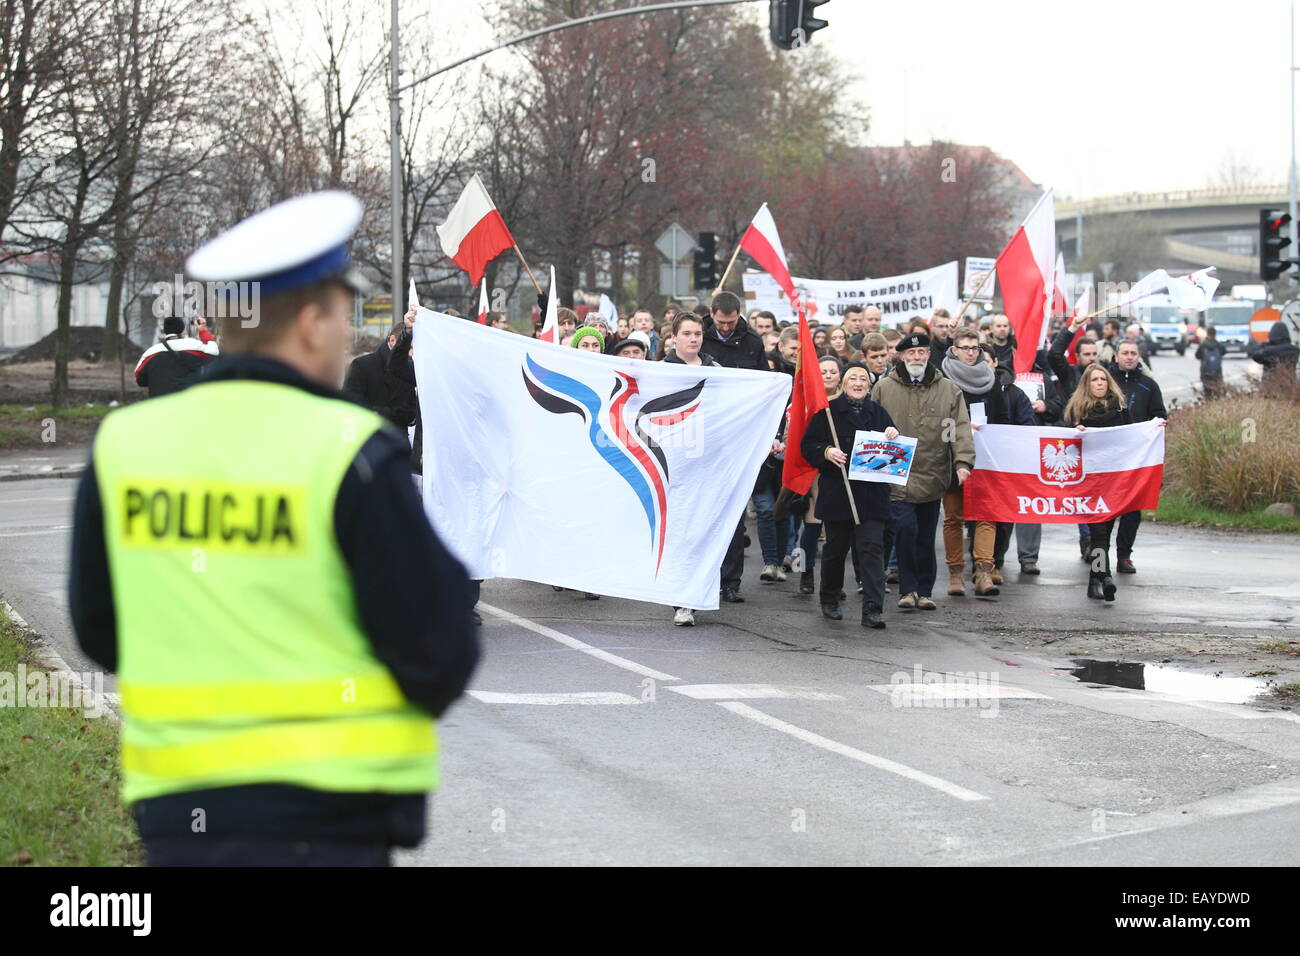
[185,191,366,296]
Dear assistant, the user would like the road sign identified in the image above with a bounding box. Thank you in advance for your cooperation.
[655,223,693,262]
[1251,307,1280,343]
[659,262,690,297]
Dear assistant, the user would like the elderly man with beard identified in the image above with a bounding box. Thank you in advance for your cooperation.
[871,332,975,610]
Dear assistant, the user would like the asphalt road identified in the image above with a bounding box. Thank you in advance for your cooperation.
[3,447,1296,867]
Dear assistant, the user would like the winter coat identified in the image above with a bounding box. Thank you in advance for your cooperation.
[344,341,419,430]
[1106,363,1167,422]
[1248,321,1299,385]
[870,361,975,503]
[700,316,767,370]
[1060,394,1133,428]
[800,394,897,523]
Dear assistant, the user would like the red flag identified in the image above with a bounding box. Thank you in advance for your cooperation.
[782,305,829,495]
[1064,287,1091,365]
[436,174,515,286]
[994,190,1054,375]
[477,280,489,325]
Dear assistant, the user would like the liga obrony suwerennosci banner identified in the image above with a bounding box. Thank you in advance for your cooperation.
[413,310,791,608]
[963,420,1164,522]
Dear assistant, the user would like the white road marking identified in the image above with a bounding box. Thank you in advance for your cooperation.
[717,701,990,802]
[0,496,73,504]
[469,690,642,706]
[0,525,71,538]
[477,602,680,682]
[668,683,843,701]
[869,682,1051,702]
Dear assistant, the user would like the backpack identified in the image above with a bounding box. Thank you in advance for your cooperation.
[1201,345,1223,377]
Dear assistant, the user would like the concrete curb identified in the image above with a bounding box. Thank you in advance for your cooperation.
[0,597,120,723]
[0,469,85,483]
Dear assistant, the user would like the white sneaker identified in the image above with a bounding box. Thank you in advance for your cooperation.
[775,566,788,582]
[673,607,695,627]
[760,564,778,582]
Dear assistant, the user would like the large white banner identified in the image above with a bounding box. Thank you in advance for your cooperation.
[414,311,791,609]
[741,261,959,323]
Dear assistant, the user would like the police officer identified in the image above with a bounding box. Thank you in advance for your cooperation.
[68,191,479,867]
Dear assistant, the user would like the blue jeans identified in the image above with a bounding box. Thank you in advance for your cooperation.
[751,487,779,566]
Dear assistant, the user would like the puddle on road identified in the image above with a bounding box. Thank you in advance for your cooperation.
[1070,659,1269,704]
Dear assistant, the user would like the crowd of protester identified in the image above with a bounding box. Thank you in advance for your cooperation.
[164,285,1293,632]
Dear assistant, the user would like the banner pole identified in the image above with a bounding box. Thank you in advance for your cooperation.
[954,264,995,324]
[823,407,860,526]
[713,240,744,298]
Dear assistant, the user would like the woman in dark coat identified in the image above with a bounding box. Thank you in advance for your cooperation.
[1060,364,1133,602]
[801,362,899,629]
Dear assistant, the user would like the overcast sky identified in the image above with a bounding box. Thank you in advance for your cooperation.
[797,0,1293,198]
[433,0,1291,200]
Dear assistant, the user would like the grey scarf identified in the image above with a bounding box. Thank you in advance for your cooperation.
[942,354,995,394]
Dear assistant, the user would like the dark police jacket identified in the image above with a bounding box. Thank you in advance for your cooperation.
[68,355,479,847]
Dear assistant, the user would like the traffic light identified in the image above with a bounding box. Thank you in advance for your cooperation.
[768,0,829,51]
[693,232,717,290]
[1260,209,1293,280]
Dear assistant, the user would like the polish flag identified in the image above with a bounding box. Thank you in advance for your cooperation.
[1065,286,1092,366]
[740,203,797,302]
[964,420,1164,523]
[1051,253,1069,321]
[537,266,559,343]
[436,174,515,286]
[478,281,489,325]
[995,190,1055,375]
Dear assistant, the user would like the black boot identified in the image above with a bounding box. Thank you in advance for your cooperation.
[1102,575,1117,602]
[821,602,842,620]
[1087,573,1104,600]
[799,571,815,594]
[861,603,885,629]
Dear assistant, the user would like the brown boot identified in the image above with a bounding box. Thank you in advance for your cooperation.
[946,564,965,596]
[974,561,1000,596]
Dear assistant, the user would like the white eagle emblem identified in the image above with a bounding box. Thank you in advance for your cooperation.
[1039,437,1083,486]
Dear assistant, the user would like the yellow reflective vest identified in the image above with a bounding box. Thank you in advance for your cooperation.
[94,379,438,805]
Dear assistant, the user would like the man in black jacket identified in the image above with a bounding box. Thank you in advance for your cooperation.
[802,362,898,628]
[133,317,218,397]
[344,324,418,431]
[1107,340,1167,574]
[701,291,767,370]
[1248,320,1300,392]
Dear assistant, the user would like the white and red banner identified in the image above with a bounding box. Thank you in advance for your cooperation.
[414,310,791,609]
[963,421,1164,523]
[741,261,959,323]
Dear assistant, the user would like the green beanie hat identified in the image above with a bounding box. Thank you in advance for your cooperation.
[570,326,605,351]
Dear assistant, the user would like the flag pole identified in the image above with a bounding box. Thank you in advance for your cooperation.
[954,264,995,324]
[823,408,860,526]
[713,240,744,296]
[513,243,543,294]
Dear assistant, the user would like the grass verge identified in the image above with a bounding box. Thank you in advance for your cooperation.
[0,604,140,866]
[1146,493,1300,534]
